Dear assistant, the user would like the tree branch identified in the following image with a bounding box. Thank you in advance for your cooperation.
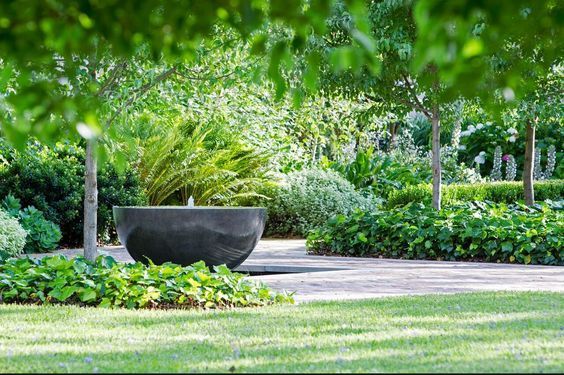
[200,37,242,54]
[174,68,237,81]
[97,60,127,97]
[174,55,265,82]
[365,91,427,117]
[401,73,432,118]
[105,66,178,128]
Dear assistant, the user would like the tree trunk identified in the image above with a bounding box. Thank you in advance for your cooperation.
[84,139,98,261]
[388,122,400,151]
[523,120,535,206]
[431,111,441,210]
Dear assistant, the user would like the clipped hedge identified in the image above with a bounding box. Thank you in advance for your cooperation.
[0,256,294,309]
[307,201,563,265]
[386,180,564,208]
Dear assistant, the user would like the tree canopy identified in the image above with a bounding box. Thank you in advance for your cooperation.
[1,0,562,147]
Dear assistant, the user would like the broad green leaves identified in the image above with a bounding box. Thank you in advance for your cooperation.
[1,0,561,153]
[0,1,334,146]
[307,200,564,265]
[0,256,294,308]
[2,196,62,254]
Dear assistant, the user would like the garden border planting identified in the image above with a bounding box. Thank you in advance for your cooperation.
[386,180,564,208]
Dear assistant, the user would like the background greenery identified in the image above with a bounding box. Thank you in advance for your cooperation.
[255,168,375,237]
[2,195,62,254]
[387,180,564,209]
[0,140,145,246]
[0,2,561,256]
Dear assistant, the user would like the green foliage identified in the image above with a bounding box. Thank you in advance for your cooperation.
[2,195,61,254]
[1,0,561,148]
[0,1,334,146]
[17,207,61,254]
[0,256,294,309]
[308,201,564,265]
[413,0,562,101]
[0,194,20,217]
[317,0,444,124]
[121,113,272,206]
[258,168,375,237]
[0,140,145,245]
[387,180,564,209]
[0,210,27,261]
[327,148,431,198]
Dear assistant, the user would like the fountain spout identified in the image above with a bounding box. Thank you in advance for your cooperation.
[187,196,195,208]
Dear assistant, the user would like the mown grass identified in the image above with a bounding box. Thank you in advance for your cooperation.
[0,292,562,373]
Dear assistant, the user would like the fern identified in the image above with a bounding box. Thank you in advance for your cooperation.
[136,119,271,206]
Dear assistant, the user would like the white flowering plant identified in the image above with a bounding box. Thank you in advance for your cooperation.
[457,119,563,179]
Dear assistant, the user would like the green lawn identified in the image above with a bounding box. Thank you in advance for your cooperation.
[0,292,562,373]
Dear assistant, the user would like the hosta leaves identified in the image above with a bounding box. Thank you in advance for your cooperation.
[501,242,513,252]
[79,288,97,302]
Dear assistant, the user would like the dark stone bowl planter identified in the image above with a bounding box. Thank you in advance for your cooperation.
[113,206,266,269]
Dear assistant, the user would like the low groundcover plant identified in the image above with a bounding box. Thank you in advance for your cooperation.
[308,201,563,265]
[0,256,293,309]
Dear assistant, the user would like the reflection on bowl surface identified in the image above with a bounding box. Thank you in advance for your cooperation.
[113,206,266,269]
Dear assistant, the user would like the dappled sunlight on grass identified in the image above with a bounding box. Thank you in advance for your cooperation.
[0,292,562,372]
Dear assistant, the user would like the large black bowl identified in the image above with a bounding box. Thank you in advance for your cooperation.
[113,206,266,269]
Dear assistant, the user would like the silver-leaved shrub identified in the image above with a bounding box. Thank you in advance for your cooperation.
[0,209,27,261]
[261,168,376,237]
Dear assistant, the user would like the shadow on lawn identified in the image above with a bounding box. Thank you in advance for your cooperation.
[0,292,562,372]
[2,314,561,373]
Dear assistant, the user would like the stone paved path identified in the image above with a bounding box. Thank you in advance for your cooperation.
[37,239,564,302]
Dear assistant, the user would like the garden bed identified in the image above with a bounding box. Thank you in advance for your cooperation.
[307,201,563,265]
[0,255,293,309]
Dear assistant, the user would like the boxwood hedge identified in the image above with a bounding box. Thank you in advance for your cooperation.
[386,180,564,209]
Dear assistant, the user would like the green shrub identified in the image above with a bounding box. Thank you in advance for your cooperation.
[258,168,376,237]
[387,180,564,208]
[2,195,62,254]
[0,256,294,309]
[0,140,146,245]
[0,210,27,261]
[326,148,431,197]
[307,201,563,265]
[18,207,61,253]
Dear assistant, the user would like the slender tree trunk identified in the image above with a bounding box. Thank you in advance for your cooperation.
[523,120,535,206]
[84,139,98,261]
[431,110,441,210]
[388,122,400,151]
